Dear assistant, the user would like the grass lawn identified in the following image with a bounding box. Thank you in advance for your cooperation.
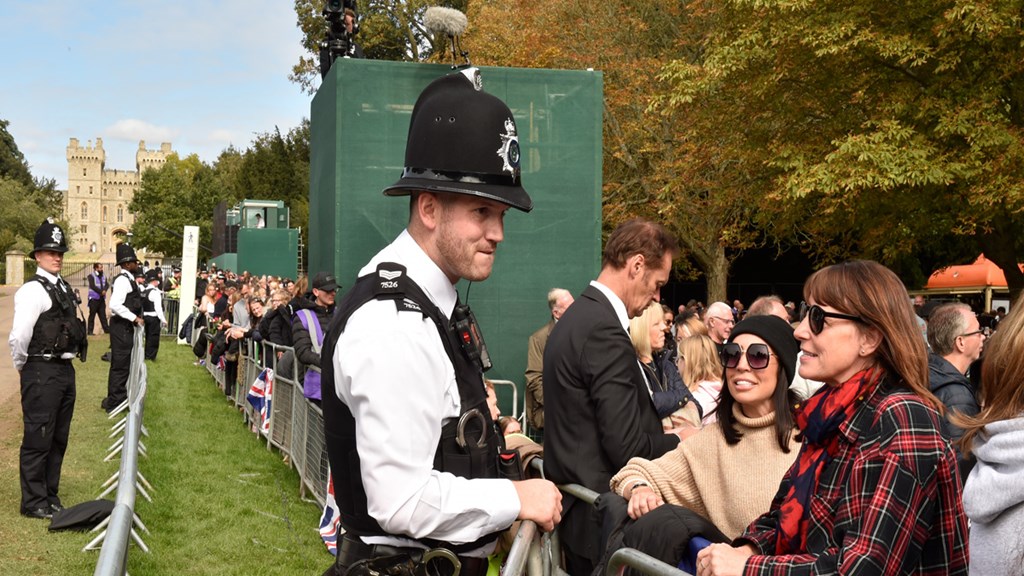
[0,336,328,575]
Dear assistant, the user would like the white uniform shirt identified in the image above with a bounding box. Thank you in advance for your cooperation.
[109,270,139,322]
[9,267,76,371]
[331,230,519,552]
[143,284,167,324]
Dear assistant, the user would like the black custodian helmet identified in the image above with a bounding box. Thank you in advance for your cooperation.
[30,218,69,258]
[115,243,138,266]
[383,68,533,212]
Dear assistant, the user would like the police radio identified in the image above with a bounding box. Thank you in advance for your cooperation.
[450,303,492,372]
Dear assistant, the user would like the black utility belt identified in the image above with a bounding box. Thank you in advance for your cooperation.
[26,355,73,364]
[334,534,488,576]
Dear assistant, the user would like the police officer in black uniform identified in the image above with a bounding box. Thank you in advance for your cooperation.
[101,243,144,412]
[9,219,86,519]
[321,70,561,576]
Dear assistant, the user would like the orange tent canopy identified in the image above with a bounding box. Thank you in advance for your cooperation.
[925,254,1013,289]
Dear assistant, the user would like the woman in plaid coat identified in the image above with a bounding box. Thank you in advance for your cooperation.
[697,260,968,576]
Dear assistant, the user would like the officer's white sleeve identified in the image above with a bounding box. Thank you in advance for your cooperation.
[152,291,166,324]
[109,274,137,322]
[9,283,49,371]
[334,300,520,543]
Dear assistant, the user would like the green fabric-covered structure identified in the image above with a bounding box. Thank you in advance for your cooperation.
[309,58,603,409]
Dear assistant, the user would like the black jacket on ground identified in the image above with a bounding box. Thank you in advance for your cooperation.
[927,352,980,483]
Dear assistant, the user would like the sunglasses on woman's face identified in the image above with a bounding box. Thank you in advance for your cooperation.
[806,304,865,335]
[720,343,774,370]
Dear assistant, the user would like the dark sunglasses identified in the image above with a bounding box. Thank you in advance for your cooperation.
[720,343,774,370]
[806,304,865,335]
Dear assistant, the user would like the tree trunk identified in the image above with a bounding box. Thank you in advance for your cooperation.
[703,246,730,304]
[977,227,1024,305]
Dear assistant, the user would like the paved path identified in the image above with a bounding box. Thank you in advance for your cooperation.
[0,286,20,415]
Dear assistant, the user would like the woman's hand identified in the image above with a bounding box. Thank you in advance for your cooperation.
[626,485,664,520]
[695,542,755,576]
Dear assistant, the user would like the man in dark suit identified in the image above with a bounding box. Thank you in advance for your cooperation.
[543,218,685,574]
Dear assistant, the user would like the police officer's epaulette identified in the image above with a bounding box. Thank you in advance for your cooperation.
[372,263,427,318]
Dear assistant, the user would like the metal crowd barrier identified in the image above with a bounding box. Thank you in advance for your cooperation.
[498,458,690,576]
[160,299,180,337]
[90,326,153,576]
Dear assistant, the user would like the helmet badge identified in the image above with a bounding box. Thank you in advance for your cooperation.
[51,226,63,245]
[497,117,520,176]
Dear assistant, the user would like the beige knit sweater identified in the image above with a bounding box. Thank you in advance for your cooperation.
[609,404,800,539]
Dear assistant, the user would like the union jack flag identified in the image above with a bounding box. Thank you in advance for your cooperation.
[319,471,343,555]
[247,367,274,435]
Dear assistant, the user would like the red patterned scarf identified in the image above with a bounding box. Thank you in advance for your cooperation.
[774,366,883,554]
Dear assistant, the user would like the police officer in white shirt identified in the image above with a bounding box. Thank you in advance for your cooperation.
[321,70,562,576]
[101,243,144,412]
[142,269,167,360]
[9,219,86,519]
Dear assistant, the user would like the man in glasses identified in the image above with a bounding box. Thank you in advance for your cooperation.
[543,218,682,576]
[926,302,984,484]
[704,301,735,352]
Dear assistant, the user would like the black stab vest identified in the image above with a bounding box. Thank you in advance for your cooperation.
[114,272,144,317]
[141,287,156,313]
[27,275,81,356]
[321,263,501,552]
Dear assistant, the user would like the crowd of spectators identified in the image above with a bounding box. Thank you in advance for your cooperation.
[179,256,1019,575]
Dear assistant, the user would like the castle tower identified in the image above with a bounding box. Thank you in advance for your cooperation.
[66,138,106,253]
[63,138,174,255]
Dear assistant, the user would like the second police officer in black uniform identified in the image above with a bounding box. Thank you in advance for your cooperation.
[101,243,144,412]
[321,69,562,576]
[9,219,86,519]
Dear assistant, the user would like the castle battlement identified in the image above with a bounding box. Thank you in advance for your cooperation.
[64,136,174,254]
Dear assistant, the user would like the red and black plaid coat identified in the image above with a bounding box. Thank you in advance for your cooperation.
[736,379,969,575]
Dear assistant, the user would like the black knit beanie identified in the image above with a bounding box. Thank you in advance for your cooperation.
[727,315,798,384]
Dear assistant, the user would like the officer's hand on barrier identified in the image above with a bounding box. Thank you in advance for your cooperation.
[512,479,562,533]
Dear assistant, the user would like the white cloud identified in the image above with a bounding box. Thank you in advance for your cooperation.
[104,119,179,143]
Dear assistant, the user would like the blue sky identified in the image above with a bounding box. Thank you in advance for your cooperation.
[1,1,313,185]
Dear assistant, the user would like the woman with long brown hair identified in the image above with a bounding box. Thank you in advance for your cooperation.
[697,260,967,576]
[956,303,1024,575]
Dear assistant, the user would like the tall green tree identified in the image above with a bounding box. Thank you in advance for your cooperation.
[659,0,1024,298]
[129,154,225,257]
[469,0,768,302]
[0,119,66,253]
[290,0,468,93]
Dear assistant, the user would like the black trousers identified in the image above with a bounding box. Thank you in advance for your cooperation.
[88,298,109,334]
[105,319,134,409]
[20,359,76,512]
[143,316,161,360]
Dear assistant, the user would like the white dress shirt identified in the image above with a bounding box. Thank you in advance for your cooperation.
[109,270,139,322]
[9,267,76,371]
[589,280,630,332]
[331,230,519,552]
[143,285,167,324]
